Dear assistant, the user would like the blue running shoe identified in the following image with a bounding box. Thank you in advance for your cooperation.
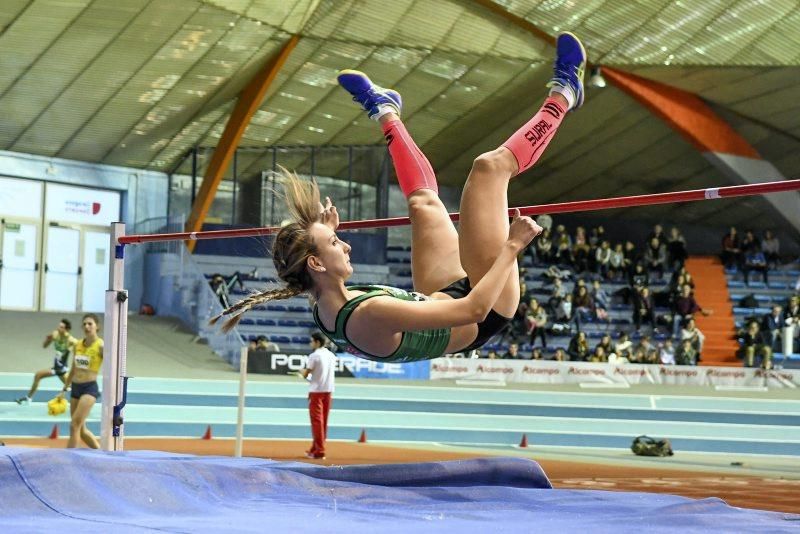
[546,32,586,111]
[337,69,402,120]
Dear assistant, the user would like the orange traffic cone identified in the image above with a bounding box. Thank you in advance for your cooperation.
[358,429,367,443]
[518,434,528,448]
[201,425,213,440]
[49,424,59,440]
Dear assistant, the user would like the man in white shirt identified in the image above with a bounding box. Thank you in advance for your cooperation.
[300,332,336,460]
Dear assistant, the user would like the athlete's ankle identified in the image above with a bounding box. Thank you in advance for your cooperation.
[378,112,400,126]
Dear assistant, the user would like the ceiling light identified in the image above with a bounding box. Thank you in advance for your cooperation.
[588,66,606,88]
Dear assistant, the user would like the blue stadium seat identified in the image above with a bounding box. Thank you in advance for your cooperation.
[238,318,255,325]
[267,305,287,312]
[278,320,297,327]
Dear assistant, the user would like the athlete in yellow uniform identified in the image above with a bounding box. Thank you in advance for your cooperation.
[58,313,103,449]
[16,319,77,404]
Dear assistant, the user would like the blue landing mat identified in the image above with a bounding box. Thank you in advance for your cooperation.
[0,448,796,533]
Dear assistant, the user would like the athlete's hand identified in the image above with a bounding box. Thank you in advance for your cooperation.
[507,209,542,251]
[320,196,339,230]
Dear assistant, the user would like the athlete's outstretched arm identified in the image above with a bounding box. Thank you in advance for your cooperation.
[364,212,540,331]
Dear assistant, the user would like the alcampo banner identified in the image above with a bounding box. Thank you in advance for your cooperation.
[429,358,799,388]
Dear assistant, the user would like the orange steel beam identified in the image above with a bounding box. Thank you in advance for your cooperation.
[185,34,299,252]
[471,2,758,158]
[601,67,759,158]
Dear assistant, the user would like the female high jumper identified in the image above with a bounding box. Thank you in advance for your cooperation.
[213,32,586,362]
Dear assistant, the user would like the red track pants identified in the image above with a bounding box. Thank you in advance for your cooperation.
[308,392,332,456]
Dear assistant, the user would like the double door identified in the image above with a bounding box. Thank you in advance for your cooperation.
[41,225,110,313]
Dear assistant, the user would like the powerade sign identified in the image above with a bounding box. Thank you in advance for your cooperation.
[248,350,429,380]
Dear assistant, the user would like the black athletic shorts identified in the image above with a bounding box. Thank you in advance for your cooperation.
[438,277,512,352]
[71,381,100,400]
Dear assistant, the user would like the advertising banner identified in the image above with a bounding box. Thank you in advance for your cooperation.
[247,350,430,380]
[45,183,120,226]
[429,358,799,388]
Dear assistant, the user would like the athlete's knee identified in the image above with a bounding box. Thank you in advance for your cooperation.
[470,149,515,177]
[407,189,442,217]
[70,418,84,432]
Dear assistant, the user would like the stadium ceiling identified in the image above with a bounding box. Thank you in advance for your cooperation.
[1,0,798,229]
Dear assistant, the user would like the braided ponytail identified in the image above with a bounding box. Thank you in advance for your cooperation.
[209,167,324,334]
[210,286,302,333]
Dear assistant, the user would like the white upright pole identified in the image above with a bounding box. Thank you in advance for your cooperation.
[101,222,128,451]
[234,346,248,458]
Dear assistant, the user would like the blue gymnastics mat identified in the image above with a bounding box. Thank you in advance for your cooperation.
[0,447,796,533]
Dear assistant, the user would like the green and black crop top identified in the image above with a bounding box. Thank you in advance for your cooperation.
[312,285,451,363]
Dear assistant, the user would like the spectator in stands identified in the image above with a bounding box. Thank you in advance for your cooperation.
[667,227,688,270]
[636,334,659,364]
[567,332,590,361]
[721,227,742,270]
[555,293,575,332]
[590,345,608,363]
[742,247,769,286]
[526,298,548,349]
[548,277,567,311]
[672,284,711,338]
[531,348,544,360]
[553,348,566,362]
[737,321,772,369]
[680,317,705,357]
[591,280,611,323]
[536,214,553,235]
[628,263,649,290]
[632,286,657,333]
[609,243,625,281]
[595,333,614,357]
[659,338,676,365]
[208,272,247,309]
[669,266,695,292]
[762,305,784,352]
[643,237,667,279]
[574,284,594,327]
[553,224,573,265]
[761,230,780,268]
[784,296,800,353]
[648,224,667,247]
[676,338,698,366]
[595,240,612,278]
[623,240,639,269]
[573,226,591,272]
[588,226,605,248]
[247,339,258,352]
[613,331,633,362]
[256,335,281,352]
[299,332,336,460]
[740,229,760,254]
[534,228,553,264]
[502,343,521,360]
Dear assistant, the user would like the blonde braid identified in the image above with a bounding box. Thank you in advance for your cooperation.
[210,286,303,333]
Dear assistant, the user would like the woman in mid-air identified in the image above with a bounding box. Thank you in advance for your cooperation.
[214,32,586,362]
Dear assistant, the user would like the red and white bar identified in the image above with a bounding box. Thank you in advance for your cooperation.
[118,179,800,245]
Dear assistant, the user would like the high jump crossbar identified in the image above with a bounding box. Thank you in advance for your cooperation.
[117,179,800,245]
[101,178,800,452]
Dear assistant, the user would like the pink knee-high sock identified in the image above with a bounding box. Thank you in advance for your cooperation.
[381,119,438,197]
[502,97,567,175]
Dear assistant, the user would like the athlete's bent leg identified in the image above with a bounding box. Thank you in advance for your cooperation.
[338,70,465,294]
